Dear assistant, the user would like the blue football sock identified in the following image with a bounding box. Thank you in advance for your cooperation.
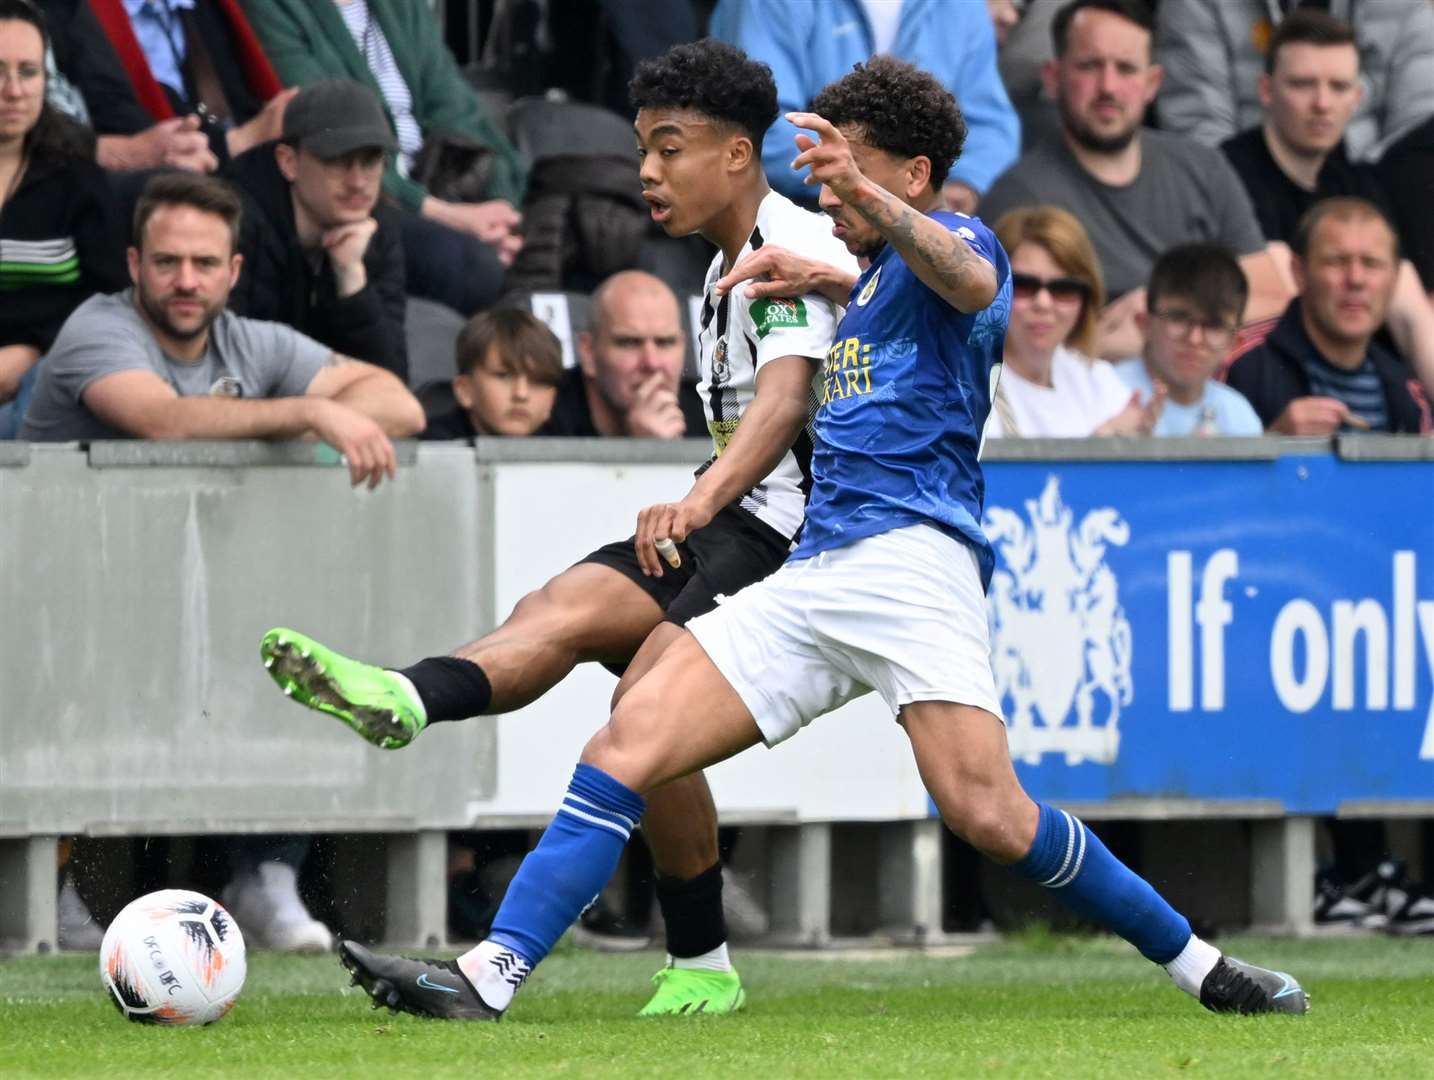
[487,764,646,967]
[1013,803,1191,964]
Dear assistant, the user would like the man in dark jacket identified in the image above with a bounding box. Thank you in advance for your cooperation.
[1227,198,1425,435]
[224,79,407,380]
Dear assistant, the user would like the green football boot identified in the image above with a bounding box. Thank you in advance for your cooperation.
[637,965,746,1017]
[259,628,426,749]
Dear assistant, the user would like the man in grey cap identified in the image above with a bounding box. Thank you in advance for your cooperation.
[224,79,409,380]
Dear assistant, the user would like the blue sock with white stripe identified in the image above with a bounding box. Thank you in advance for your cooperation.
[1013,803,1192,965]
[486,764,646,968]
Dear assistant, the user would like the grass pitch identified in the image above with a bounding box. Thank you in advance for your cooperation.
[3,934,1432,1079]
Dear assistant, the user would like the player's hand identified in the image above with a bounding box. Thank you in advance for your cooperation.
[307,398,398,489]
[323,218,379,296]
[625,373,687,439]
[1268,395,1366,435]
[788,111,866,201]
[714,244,857,305]
[634,495,716,578]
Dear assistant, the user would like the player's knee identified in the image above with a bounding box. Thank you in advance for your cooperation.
[580,698,664,792]
[507,585,562,631]
[938,792,1029,864]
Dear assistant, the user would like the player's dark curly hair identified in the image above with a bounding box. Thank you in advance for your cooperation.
[629,39,778,149]
[810,57,966,190]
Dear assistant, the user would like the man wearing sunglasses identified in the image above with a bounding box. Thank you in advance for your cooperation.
[1115,244,1262,437]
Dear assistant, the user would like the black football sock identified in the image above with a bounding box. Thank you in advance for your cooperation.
[656,861,728,959]
[394,656,493,724]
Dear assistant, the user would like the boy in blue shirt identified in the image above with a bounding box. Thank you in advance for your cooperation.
[1117,244,1264,436]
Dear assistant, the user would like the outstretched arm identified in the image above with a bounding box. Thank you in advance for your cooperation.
[788,112,996,313]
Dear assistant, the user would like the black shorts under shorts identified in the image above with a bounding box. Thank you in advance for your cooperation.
[579,503,792,630]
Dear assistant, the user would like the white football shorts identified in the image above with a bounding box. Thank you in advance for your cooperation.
[686,522,1003,746]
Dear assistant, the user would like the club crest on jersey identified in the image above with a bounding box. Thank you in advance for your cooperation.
[750,296,808,339]
[856,267,881,307]
[711,337,731,384]
[984,476,1133,767]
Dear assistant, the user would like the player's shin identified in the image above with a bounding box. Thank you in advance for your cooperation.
[1011,803,1218,994]
[457,763,646,1009]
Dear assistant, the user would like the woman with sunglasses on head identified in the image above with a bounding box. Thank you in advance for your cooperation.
[987,205,1162,437]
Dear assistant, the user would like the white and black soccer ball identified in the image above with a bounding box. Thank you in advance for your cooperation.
[99,889,246,1025]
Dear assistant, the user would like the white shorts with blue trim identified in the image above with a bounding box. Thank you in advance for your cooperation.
[686,522,1003,746]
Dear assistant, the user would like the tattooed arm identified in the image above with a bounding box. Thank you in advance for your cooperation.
[787,111,997,313]
[846,182,997,312]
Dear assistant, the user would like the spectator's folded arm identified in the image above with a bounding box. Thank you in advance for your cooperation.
[305,357,424,437]
[81,369,314,440]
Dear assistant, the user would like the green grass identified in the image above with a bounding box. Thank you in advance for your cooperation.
[3,935,1433,1078]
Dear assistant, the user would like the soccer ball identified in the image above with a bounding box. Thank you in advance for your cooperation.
[99,889,246,1025]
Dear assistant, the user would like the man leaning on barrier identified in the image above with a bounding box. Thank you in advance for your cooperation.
[19,171,424,487]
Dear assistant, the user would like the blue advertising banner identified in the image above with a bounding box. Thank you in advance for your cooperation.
[982,454,1434,813]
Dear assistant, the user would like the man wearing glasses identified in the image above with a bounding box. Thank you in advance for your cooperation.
[1115,244,1263,436]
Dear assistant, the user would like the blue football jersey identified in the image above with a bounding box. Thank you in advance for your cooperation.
[791,212,1011,588]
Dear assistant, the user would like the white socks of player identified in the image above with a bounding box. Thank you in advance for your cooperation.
[1163,933,1221,997]
[457,939,532,1012]
[671,942,732,974]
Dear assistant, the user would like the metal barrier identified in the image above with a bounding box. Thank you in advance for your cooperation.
[2,437,1431,951]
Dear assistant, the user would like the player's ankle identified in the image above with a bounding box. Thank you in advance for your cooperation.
[1163,934,1221,997]
[671,942,732,973]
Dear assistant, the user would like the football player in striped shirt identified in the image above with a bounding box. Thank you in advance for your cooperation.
[259,38,854,1017]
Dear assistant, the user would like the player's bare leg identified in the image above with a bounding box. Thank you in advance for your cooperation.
[583,631,763,793]
[611,623,723,882]
[901,700,1307,1015]
[454,563,664,712]
[898,701,1038,863]
[260,563,665,748]
[608,623,737,1013]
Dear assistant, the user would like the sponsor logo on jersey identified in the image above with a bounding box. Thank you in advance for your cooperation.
[984,476,1132,766]
[820,335,875,404]
[712,337,730,384]
[750,296,808,339]
[707,418,740,456]
[856,267,881,307]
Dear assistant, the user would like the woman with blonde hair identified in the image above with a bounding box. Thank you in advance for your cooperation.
[988,206,1162,437]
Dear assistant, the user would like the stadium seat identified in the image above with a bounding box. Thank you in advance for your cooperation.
[404,297,466,389]
[505,95,634,164]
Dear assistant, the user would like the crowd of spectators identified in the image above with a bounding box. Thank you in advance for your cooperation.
[13,0,1434,947]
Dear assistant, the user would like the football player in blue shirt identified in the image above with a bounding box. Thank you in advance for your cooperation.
[338,57,1307,1022]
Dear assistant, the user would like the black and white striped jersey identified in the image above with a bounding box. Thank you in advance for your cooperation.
[695,190,859,541]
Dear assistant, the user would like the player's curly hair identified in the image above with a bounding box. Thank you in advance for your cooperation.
[629,39,778,150]
[810,56,966,190]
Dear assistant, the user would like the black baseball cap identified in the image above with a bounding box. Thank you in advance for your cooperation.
[281,79,397,158]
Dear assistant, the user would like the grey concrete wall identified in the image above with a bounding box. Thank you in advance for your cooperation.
[0,443,496,838]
